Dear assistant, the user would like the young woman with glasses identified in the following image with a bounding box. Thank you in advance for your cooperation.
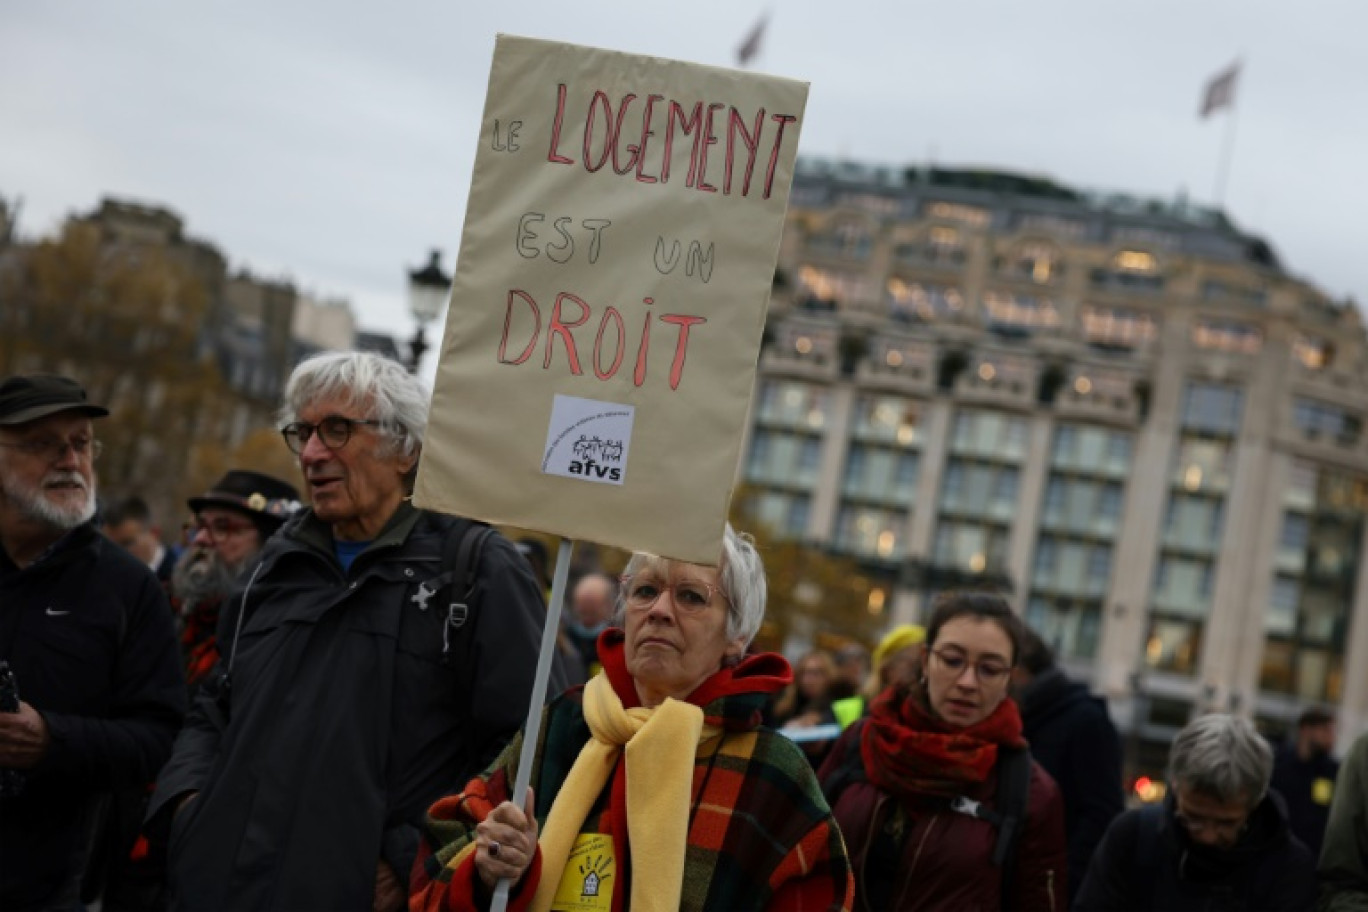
[818,591,1067,911]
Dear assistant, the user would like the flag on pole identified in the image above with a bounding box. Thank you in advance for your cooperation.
[736,13,767,67]
[1200,60,1240,118]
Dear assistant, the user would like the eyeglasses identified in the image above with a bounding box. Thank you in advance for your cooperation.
[620,574,729,613]
[280,416,381,454]
[928,647,1011,685]
[1174,794,1248,839]
[0,436,103,463]
[194,517,256,542]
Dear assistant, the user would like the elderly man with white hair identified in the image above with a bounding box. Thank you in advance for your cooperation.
[1076,713,1316,911]
[149,351,545,911]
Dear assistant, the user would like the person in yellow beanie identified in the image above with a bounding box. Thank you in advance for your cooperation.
[831,624,925,729]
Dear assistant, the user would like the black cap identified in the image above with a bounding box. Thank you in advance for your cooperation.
[0,375,109,425]
[188,469,302,531]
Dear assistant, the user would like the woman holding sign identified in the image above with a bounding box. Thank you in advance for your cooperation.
[411,526,854,911]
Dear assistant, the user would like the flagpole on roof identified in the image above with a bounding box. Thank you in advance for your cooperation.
[1214,60,1247,209]
[1201,57,1242,209]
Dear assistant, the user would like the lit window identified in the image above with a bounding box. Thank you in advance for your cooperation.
[1193,319,1263,354]
[1113,250,1157,273]
[1293,335,1332,370]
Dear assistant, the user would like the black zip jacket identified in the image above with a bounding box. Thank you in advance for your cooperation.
[0,523,186,909]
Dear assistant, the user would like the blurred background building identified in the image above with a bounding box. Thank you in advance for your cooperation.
[0,194,404,529]
[744,156,1368,773]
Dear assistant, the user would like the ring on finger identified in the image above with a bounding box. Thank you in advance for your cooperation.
[489,840,501,858]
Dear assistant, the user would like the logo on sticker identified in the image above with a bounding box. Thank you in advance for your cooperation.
[543,395,634,486]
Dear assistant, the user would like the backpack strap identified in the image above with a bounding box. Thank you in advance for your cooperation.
[438,519,494,666]
[992,745,1033,905]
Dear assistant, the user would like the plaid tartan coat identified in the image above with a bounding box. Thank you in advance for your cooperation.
[413,631,854,911]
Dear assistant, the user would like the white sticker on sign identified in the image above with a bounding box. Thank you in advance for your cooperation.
[542,395,634,486]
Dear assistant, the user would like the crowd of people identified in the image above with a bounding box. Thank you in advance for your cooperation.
[1,354,1367,911]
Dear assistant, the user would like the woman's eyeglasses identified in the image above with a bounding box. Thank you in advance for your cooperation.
[928,647,1011,685]
[620,574,729,613]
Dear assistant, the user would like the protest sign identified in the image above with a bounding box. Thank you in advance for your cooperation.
[413,34,808,564]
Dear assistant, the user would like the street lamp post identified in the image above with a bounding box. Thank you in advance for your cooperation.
[407,249,451,374]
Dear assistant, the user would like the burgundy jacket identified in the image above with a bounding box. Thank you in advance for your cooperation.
[820,724,1067,911]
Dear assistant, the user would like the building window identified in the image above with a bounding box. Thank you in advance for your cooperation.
[745,430,823,487]
[983,291,1060,331]
[1267,576,1300,637]
[1163,495,1225,554]
[1042,477,1125,536]
[940,460,1019,520]
[1293,335,1333,370]
[933,519,1010,574]
[1002,241,1061,284]
[843,444,919,504]
[1145,618,1202,674]
[885,278,965,322]
[756,379,830,430]
[835,505,906,558]
[923,201,991,227]
[809,216,873,259]
[1052,424,1133,477]
[952,410,1029,461]
[853,394,921,446]
[1293,398,1362,446]
[1153,556,1213,617]
[1193,319,1264,354]
[796,265,876,310]
[1090,250,1165,293]
[1181,382,1244,436]
[1201,280,1267,307]
[1025,597,1102,660]
[893,225,967,268]
[1032,536,1113,599]
[750,490,811,539]
[1081,305,1159,348]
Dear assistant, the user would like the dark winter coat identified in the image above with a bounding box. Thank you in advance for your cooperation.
[0,524,186,910]
[1074,792,1317,911]
[148,503,545,911]
[1017,667,1124,901]
[820,723,1067,910]
[1269,741,1339,858]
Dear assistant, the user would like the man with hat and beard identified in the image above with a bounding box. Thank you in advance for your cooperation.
[0,374,185,910]
[173,470,300,688]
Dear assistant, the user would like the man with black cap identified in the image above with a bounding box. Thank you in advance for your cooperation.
[0,373,185,910]
[173,469,300,688]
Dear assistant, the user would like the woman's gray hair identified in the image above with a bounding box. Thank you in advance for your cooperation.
[1168,713,1273,809]
[278,351,429,462]
[619,524,767,648]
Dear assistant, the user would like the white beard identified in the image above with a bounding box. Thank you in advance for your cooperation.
[2,469,97,531]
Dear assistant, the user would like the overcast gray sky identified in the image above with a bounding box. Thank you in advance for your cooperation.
[4,1,1365,364]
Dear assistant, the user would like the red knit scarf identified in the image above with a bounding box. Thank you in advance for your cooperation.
[860,685,1026,798]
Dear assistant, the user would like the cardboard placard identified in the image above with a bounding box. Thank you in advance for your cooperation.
[414,34,808,564]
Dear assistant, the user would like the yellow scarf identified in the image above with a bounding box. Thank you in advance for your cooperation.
[532,673,720,912]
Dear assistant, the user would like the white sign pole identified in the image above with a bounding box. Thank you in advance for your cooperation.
[491,538,575,912]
